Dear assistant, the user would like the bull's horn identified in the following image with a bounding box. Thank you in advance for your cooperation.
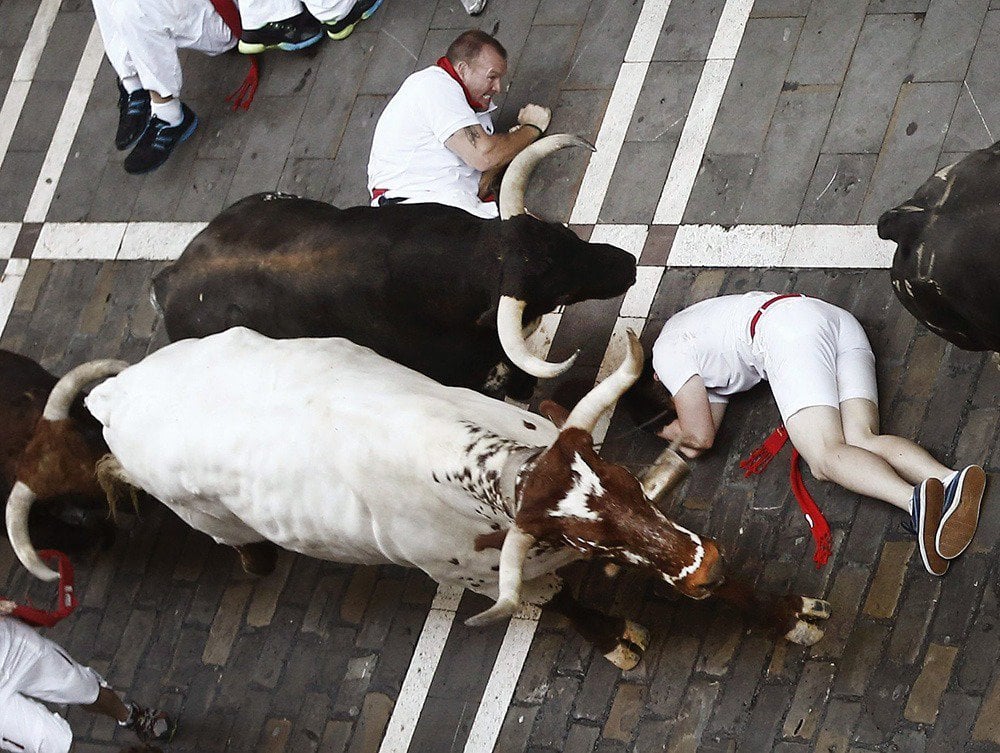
[465,527,536,627]
[499,134,596,220]
[5,481,58,581]
[563,329,643,433]
[640,440,690,502]
[497,296,577,378]
[44,359,130,421]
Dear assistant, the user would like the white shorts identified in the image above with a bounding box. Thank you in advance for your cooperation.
[0,619,102,753]
[753,297,879,422]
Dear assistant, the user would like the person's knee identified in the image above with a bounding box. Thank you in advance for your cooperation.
[801,445,840,482]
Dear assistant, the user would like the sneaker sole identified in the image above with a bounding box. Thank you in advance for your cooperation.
[327,0,383,40]
[238,33,323,54]
[917,478,949,576]
[936,465,986,559]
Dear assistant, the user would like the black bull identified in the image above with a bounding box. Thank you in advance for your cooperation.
[878,140,1000,352]
[152,196,637,398]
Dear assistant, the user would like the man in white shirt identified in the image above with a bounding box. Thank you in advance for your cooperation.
[640,292,986,576]
[367,29,551,219]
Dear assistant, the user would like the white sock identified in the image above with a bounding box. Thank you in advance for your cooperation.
[151,99,183,126]
[943,469,959,488]
[120,76,143,94]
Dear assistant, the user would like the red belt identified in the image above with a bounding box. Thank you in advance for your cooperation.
[749,293,803,339]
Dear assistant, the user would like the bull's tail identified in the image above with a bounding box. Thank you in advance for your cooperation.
[95,454,139,522]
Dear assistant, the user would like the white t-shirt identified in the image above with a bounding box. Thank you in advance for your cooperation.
[651,292,776,404]
[367,66,499,219]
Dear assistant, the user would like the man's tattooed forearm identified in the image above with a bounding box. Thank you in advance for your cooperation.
[464,125,480,146]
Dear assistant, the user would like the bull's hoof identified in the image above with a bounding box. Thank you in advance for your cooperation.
[603,620,649,670]
[783,597,831,646]
[235,541,278,576]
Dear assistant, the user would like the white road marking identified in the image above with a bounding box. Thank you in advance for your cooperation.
[0,225,21,260]
[653,0,754,225]
[378,585,463,753]
[0,259,29,338]
[569,0,675,225]
[620,266,664,319]
[23,22,104,223]
[34,222,126,260]
[0,0,63,173]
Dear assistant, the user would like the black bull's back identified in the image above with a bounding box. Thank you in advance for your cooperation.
[153,193,637,392]
[879,143,1000,352]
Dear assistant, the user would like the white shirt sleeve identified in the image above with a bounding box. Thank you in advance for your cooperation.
[419,74,484,144]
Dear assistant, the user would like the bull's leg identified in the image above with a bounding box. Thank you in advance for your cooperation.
[546,587,650,670]
[234,540,279,576]
[712,580,831,646]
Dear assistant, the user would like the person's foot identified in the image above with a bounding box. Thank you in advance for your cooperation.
[936,464,986,559]
[907,478,949,576]
[238,11,323,54]
[121,702,177,743]
[116,83,150,151]
[460,0,487,13]
[324,0,384,40]
[123,104,197,175]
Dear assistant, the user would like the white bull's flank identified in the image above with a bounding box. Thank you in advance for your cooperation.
[84,327,576,603]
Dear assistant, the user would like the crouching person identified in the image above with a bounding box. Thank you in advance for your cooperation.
[92,0,238,174]
[0,601,175,751]
[638,292,986,576]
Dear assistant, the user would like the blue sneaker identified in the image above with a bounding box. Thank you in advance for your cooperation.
[123,103,198,175]
[906,478,948,576]
[936,465,986,559]
[115,82,150,150]
[238,11,323,54]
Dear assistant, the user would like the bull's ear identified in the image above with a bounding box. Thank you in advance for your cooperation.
[539,399,569,427]
[876,204,926,245]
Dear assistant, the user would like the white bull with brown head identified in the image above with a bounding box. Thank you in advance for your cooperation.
[7,328,829,668]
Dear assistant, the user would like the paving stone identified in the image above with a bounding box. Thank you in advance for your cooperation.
[957,577,1000,693]
[603,683,645,743]
[863,541,914,618]
[346,693,394,753]
[785,0,867,86]
[561,0,642,91]
[259,718,293,753]
[909,0,989,82]
[682,153,758,226]
[832,621,890,697]
[823,13,922,154]
[929,554,989,642]
[202,580,254,665]
[653,0,726,62]
[904,643,959,724]
[574,650,624,722]
[813,698,862,753]
[886,576,941,665]
[941,10,1000,153]
[534,0,591,27]
[599,140,677,224]
[707,17,804,156]
[751,0,812,16]
[797,153,877,224]
[566,722,602,752]
[869,0,930,11]
[530,674,583,749]
[665,678,722,753]
[927,691,980,752]
[783,660,836,739]
[704,634,772,739]
[0,151,45,221]
[737,84,839,224]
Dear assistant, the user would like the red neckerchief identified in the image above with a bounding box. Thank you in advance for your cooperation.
[436,56,486,111]
[740,426,832,568]
[208,0,259,110]
[6,550,78,627]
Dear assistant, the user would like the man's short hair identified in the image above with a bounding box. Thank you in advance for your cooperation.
[446,30,507,65]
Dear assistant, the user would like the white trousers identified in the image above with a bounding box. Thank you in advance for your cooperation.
[238,0,357,28]
[92,0,236,99]
[0,618,103,753]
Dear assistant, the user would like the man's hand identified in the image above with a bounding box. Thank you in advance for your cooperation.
[0,600,17,615]
[517,104,551,133]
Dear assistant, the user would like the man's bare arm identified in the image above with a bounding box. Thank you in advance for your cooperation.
[446,123,538,173]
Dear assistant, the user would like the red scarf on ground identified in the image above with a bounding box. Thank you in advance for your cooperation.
[208,0,259,110]
[5,550,77,627]
[740,426,833,568]
[436,56,486,111]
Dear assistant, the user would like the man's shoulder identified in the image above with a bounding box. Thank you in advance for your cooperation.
[398,66,463,97]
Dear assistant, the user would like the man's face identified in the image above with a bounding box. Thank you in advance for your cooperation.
[456,47,507,108]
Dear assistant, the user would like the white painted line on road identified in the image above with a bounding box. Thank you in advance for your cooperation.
[378,585,463,753]
[668,224,893,268]
[653,0,754,225]
[570,0,674,226]
[462,606,541,753]
[34,222,126,260]
[590,223,649,260]
[620,266,664,319]
[118,222,206,260]
[0,259,30,339]
[24,22,104,223]
[0,225,21,260]
[0,0,63,173]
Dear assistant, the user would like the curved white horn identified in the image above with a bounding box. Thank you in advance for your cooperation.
[640,440,690,502]
[563,330,644,433]
[5,481,59,581]
[499,134,596,220]
[465,527,536,627]
[44,359,130,421]
[497,296,577,378]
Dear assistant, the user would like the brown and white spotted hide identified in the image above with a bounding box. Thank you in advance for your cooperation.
[512,427,723,599]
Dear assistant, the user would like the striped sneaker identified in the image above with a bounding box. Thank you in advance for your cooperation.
[238,11,323,54]
[936,465,986,559]
[324,0,384,40]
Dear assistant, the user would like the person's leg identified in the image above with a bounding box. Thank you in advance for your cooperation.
[90,0,150,149]
[839,398,952,484]
[0,692,74,753]
[784,405,915,511]
[238,0,323,53]
[305,0,383,39]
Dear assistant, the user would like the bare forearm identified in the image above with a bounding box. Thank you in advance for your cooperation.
[448,124,539,173]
